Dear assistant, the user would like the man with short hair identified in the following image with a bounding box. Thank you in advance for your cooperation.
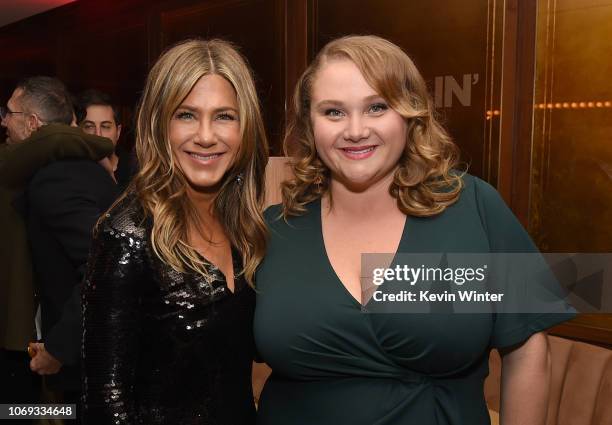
[2,77,74,145]
[75,89,122,175]
[0,76,117,414]
[75,89,137,191]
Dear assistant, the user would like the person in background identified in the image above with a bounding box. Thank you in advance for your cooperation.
[82,39,268,424]
[254,35,576,425]
[0,76,117,419]
[75,89,136,190]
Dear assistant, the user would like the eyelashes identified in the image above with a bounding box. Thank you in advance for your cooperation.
[322,102,390,119]
[324,108,343,118]
[216,112,237,121]
[368,103,389,113]
[176,111,195,120]
[174,111,238,121]
[80,123,115,131]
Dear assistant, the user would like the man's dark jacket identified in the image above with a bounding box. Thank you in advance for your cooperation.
[26,159,117,391]
[0,125,114,353]
[5,125,118,391]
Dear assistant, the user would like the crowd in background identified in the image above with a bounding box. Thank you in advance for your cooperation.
[0,76,136,423]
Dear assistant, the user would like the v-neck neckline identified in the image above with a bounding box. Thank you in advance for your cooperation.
[313,198,409,308]
[194,246,240,295]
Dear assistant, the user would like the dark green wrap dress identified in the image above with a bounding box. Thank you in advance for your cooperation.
[254,174,575,425]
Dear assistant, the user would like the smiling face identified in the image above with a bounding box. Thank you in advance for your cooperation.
[310,58,407,192]
[169,74,241,195]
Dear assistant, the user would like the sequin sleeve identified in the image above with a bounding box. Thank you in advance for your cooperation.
[82,205,147,425]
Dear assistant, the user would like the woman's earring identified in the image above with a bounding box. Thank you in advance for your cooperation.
[236,173,244,186]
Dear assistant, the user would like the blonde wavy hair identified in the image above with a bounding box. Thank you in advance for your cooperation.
[282,35,464,217]
[116,39,268,285]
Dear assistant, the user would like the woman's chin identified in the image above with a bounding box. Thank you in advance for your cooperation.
[333,172,394,193]
[185,175,227,196]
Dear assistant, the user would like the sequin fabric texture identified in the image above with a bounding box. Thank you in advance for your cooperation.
[82,196,256,425]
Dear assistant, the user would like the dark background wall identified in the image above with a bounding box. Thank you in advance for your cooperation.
[0,0,286,152]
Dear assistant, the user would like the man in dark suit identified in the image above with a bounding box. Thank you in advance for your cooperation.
[26,157,117,391]
[1,76,118,411]
[0,124,113,412]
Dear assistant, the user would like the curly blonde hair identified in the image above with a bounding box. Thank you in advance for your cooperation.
[282,35,464,217]
[111,39,268,286]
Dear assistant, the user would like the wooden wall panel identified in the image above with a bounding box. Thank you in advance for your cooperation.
[0,0,152,148]
[57,26,148,110]
[531,0,612,252]
[0,0,285,151]
[530,0,612,344]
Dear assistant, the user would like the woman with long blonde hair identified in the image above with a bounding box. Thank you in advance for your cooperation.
[254,35,574,424]
[82,39,268,424]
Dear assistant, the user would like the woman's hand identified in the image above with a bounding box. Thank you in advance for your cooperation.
[499,331,551,425]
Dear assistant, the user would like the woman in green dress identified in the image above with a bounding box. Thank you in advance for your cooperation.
[254,35,574,425]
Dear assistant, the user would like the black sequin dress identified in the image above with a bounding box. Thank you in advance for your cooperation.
[82,195,256,425]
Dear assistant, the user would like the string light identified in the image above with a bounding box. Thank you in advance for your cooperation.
[487,100,612,118]
[536,100,611,109]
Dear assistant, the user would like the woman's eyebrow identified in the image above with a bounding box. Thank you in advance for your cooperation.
[314,94,385,108]
[176,104,199,112]
[314,99,343,108]
[176,104,238,114]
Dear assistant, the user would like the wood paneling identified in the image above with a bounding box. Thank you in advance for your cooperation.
[507,0,538,226]
[531,0,612,253]
[528,0,612,345]
[0,0,286,151]
[284,0,309,134]
[550,315,612,348]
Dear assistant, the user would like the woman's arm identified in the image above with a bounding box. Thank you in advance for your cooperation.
[82,214,145,425]
[499,331,551,425]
